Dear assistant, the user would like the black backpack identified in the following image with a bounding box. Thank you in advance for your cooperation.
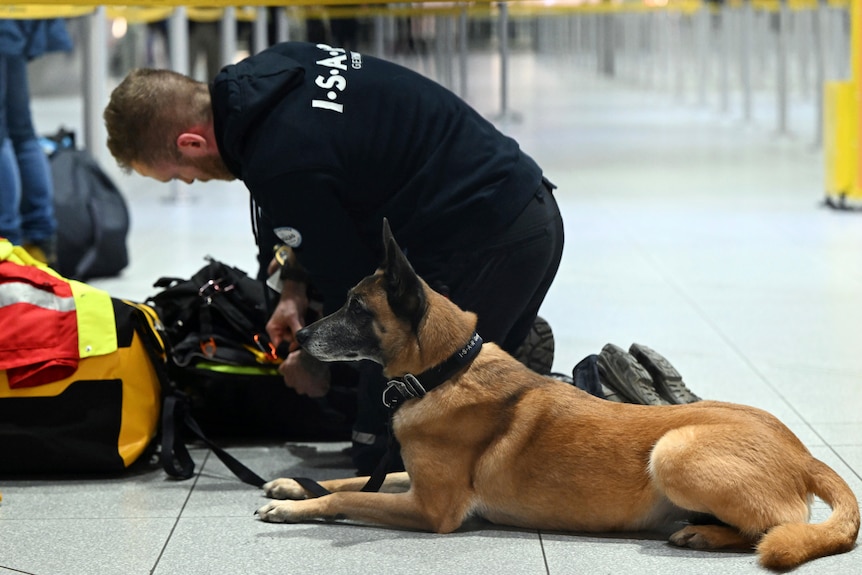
[46,128,130,280]
[147,257,355,441]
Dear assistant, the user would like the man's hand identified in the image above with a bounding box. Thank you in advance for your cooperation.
[278,349,331,397]
[265,279,329,396]
[266,280,309,350]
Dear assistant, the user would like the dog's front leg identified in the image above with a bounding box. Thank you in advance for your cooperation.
[264,471,411,500]
[256,490,439,531]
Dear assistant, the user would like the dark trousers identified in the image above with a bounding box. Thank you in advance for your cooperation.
[351,182,565,474]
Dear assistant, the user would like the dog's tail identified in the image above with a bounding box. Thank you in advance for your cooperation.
[756,458,860,570]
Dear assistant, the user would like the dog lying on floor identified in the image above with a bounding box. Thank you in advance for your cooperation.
[257,219,859,571]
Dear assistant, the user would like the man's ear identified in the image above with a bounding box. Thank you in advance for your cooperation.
[381,218,426,330]
[176,133,209,157]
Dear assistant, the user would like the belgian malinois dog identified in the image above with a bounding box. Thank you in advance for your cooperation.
[257,219,859,571]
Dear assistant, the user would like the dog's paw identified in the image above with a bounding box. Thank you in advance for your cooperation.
[256,500,299,523]
[669,525,752,551]
[670,526,711,549]
[263,478,308,500]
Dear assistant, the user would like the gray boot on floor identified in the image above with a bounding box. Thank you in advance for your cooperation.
[513,316,555,375]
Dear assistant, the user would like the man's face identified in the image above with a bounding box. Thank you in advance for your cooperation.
[132,153,235,185]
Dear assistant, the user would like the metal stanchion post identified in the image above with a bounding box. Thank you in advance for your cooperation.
[777,0,789,135]
[798,6,811,102]
[616,14,634,80]
[741,1,752,123]
[439,15,454,90]
[374,14,385,58]
[169,7,190,75]
[697,4,709,106]
[812,0,826,148]
[599,12,615,78]
[672,12,684,101]
[220,7,237,67]
[253,8,268,54]
[662,11,672,90]
[276,8,290,43]
[500,2,509,116]
[83,6,107,162]
[836,2,850,79]
[720,4,730,114]
[459,7,468,100]
[648,11,658,89]
[167,7,191,203]
[494,2,521,123]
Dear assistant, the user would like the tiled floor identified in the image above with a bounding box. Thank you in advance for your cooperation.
[3,42,861,574]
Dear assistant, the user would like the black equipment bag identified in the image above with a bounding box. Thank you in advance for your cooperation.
[147,257,354,441]
[46,128,130,280]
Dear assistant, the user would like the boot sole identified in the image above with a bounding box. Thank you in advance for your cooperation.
[597,344,669,405]
[629,343,700,404]
[513,316,554,375]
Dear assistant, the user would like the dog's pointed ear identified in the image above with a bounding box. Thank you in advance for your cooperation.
[381,218,426,329]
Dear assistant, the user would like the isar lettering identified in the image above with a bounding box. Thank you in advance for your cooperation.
[311,44,350,114]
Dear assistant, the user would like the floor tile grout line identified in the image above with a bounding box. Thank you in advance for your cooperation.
[624,228,819,419]
[148,449,212,575]
[622,232,862,485]
[0,565,38,575]
[537,530,551,575]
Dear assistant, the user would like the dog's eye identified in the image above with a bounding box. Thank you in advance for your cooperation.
[348,298,365,315]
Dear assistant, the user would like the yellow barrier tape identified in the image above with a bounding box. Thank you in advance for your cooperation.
[235,6,259,23]
[314,0,853,25]
[309,1,710,21]
[0,0,497,6]
[306,4,473,20]
[184,6,258,23]
[186,6,226,22]
[0,5,94,18]
[104,6,174,24]
[2,0,846,23]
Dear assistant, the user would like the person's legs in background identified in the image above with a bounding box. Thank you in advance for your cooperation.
[0,54,24,246]
[3,54,57,263]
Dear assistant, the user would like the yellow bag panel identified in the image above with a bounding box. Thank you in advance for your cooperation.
[118,331,162,467]
[70,281,118,359]
[0,331,161,468]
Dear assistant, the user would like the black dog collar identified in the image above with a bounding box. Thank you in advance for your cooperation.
[382,331,483,409]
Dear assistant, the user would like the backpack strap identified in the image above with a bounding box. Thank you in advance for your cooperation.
[160,394,331,495]
[161,393,267,488]
[126,300,271,489]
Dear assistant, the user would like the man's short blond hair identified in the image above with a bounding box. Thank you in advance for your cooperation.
[104,68,211,171]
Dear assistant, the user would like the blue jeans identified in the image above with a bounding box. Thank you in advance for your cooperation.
[0,54,56,245]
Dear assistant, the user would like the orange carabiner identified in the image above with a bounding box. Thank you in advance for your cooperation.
[200,337,217,358]
[254,334,280,363]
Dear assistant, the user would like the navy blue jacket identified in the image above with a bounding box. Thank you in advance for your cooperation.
[211,41,544,311]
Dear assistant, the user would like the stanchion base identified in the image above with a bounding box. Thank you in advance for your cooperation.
[823,194,862,211]
[490,110,524,125]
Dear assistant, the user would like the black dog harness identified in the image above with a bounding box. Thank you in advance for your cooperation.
[382,331,483,409]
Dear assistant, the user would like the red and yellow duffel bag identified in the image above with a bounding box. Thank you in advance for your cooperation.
[0,239,165,474]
